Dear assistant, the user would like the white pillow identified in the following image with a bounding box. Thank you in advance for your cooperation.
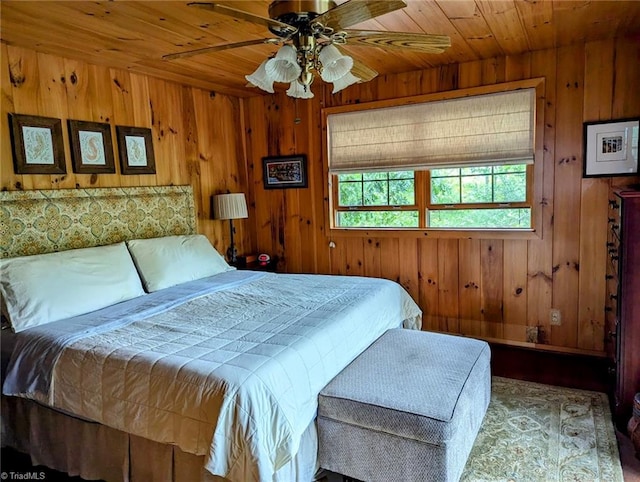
[126,234,234,292]
[0,243,146,333]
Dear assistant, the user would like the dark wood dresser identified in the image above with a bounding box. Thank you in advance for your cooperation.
[606,187,640,429]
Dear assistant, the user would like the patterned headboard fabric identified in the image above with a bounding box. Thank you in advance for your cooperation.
[1,185,197,258]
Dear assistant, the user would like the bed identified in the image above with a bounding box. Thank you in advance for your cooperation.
[0,186,422,482]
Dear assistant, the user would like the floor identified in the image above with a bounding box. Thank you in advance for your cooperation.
[618,430,640,482]
[492,342,640,481]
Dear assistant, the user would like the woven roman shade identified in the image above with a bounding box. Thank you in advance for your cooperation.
[327,89,536,173]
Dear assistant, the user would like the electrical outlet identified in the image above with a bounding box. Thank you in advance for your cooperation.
[550,309,561,326]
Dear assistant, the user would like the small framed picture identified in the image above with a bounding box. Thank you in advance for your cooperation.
[8,113,66,174]
[583,118,639,177]
[68,120,115,174]
[262,155,308,189]
[116,125,156,175]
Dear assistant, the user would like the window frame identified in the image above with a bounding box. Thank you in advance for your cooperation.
[337,170,417,208]
[323,78,546,239]
[425,164,534,228]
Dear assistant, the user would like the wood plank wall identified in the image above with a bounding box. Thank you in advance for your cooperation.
[0,43,253,258]
[2,38,638,355]
[244,37,640,355]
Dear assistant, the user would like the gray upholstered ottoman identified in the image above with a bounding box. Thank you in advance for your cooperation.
[318,329,491,482]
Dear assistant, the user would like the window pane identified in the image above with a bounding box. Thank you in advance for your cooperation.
[431,168,459,178]
[494,164,526,174]
[338,173,363,182]
[337,170,416,210]
[389,179,415,205]
[494,173,526,202]
[461,166,491,175]
[431,177,460,204]
[461,175,492,203]
[363,172,387,181]
[337,211,419,228]
[363,181,388,205]
[339,182,363,206]
[389,170,414,180]
[428,208,531,228]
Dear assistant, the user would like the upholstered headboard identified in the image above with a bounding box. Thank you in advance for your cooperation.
[0,185,197,258]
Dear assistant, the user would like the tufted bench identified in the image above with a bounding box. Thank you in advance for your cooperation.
[317,328,491,482]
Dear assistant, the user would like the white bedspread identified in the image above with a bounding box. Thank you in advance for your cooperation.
[3,271,421,482]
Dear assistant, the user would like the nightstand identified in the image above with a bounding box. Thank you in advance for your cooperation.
[232,255,278,272]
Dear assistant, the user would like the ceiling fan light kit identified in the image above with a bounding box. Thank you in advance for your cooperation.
[167,0,451,99]
[318,44,354,82]
[265,45,302,82]
[330,70,360,94]
[245,60,276,93]
[248,23,358,97]
[287,79,315,98]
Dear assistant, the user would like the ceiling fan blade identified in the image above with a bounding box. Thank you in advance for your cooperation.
[350,60,378,82]
[188,2,297,35]
[313,0,407,31]
[163,38,281,60]
[344,30,451,54]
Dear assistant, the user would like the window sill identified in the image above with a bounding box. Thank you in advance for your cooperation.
[328,227,541,240]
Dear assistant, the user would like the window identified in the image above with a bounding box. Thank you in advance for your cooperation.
[338,171,415,206]
[324,79,543,234]
[333,165,531,229]
[336,171,418,228]
[427,165,531,228]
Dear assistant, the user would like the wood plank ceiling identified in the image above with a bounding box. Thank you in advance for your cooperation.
[1,1,639,98]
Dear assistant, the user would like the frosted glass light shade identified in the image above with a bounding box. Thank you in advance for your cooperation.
[245,60,275,93]
[287,80,314,99]
[319,45,353,82]
[212,193,248,220]
[332,71,360,93]
[266,45,302,83]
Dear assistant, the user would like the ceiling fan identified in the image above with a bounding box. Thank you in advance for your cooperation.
[163,0,451,98]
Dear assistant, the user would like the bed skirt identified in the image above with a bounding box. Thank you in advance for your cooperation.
[1,396,320,482]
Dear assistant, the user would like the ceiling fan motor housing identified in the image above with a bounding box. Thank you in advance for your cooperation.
[268,0,336,36]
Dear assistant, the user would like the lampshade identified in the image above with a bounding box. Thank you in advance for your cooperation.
[319,45,354,82]
[266,45,302,83]
[213,193,248,220]
[287,79,314,99]
[246,60,275,93]
[331,71,360,93]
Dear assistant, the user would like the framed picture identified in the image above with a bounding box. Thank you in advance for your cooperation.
[583,118,639,177]
[262,155,308,189]
[8,113,66,174]
[116,126,156,175]
[68,120,115,174]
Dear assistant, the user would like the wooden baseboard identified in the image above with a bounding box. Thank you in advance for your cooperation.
[489,342,611,393]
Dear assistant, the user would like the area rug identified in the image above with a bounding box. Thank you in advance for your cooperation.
[460,376,624,482]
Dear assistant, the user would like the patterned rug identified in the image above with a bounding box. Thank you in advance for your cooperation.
[460,377,624,482]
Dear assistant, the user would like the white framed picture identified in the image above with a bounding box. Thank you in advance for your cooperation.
[9,114,66,174]
[68,120,115,174]
[116,125,156,175]
[583,118,639,177]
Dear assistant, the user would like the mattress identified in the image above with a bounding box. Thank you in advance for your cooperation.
[2,270,421,482]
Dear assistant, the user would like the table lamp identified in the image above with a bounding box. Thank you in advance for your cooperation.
[212,193,248,264]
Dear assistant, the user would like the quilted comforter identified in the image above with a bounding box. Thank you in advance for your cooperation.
[3,271,421,482]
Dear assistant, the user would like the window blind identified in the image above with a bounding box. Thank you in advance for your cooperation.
[327,88,535,173]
